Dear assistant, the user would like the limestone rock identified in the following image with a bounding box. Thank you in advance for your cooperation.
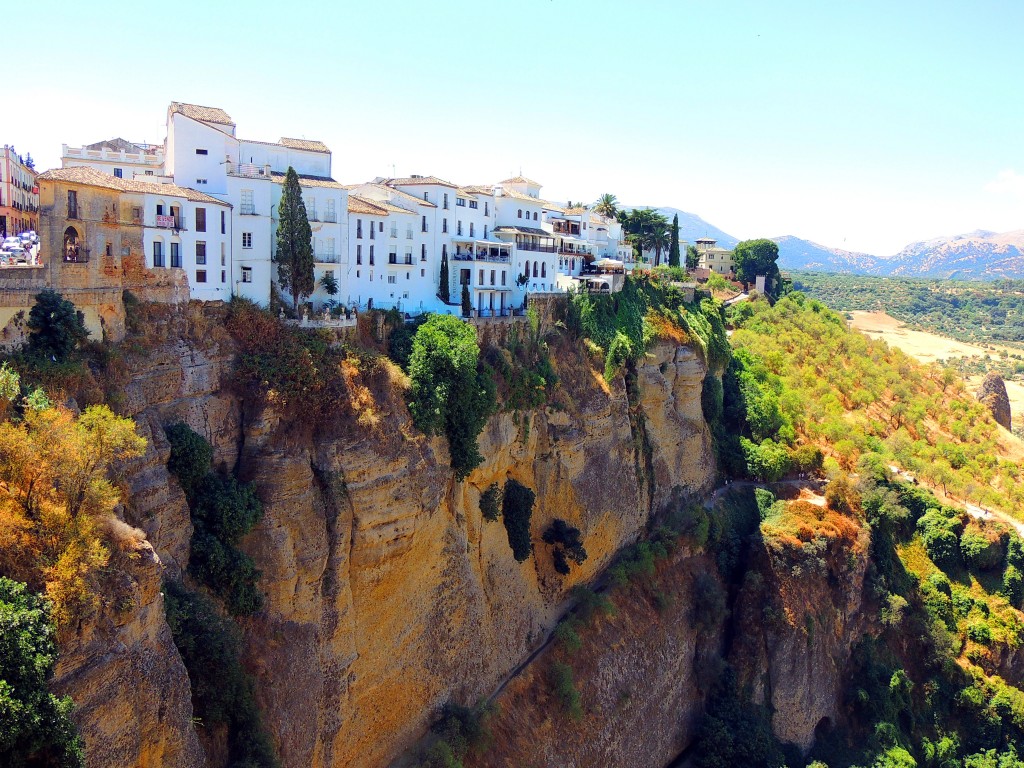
[978,372,1012,430]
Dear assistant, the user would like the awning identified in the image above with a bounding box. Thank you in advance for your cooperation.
[594,258,623,268]
[493,225,552,237]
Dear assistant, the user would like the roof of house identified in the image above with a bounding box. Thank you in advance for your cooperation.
[501,175,541,186]
[168,102,234,126]
[83,137,160,154]
[350,183,437,209]
[348,196,388,216]
[458,185,495,196]
[278,137,330,153]
[385,175,458,188]
[269,171,345,189]
[493,225,552,237]
[562,206,588,215]
[38,166,229,205]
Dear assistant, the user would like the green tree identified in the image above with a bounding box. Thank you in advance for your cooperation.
[732,239,781,294]
[668,213,681,267]
[26,290,88,362]
[461,281,472,317]
[686,243,700,270]
[594,193,619,219]
[407,315,495,479]
[319,270,338,297]
[274,167,315,311]
[439,249,451,304]
[0,578,84,767]
[649,221,671,267]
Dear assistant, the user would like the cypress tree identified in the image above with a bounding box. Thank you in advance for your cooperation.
[439,250,450,303]
[274,167,315,311]
[668,213,681,268]
[461,282,472,317]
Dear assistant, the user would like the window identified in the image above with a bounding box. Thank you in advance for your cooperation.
[131,206,142,222]
[326,198,336,222]
[220,210,226,233]
[196,241,207,265]
[67,190,78,218]
[421,244,426,261]
[171,241,181,268]
[421,269,425,277]
[356,270,360,278]
[524,261,530,278]
[483,225,488,240]
[389,248,397,264]
[403,291,409,299]
[456,197,466,207]
[196,270,207,283]
[442,218,448,233]
[442,244,447,257]
[478,269,484,284]
[242,232,252,248]
[153,241,164,267]
[490,269,495,286]
[390,223,398,238]
[469,223,475,238]
[326,237,335,257]
[533,262,538,277]
[423,192,429,202]
[221,270,226,283]
[357,219,363,238]
[422,215,427,233]
[221,244,226,265]
[105,242,112,257]
[356,244,362,264]
[501,270,506,285]
[517,209,522,218]
[195,149,208,155]
[144,170,154,176]
[114,168,123,178]
[195,207,207,232]
[484,202,489,216]
[241,266,253,283]
[404,248,413,264]
[196,179,207,185]
[387,274,397,284]
[370,221,375,239]
[406,272,410,279]
[443,193,449,209]
[369,245,374,265]
[533,212,538,221]
[156,203,164,216]
[469,200,478,209]
[457,221,462,236]
[541,263,546,277]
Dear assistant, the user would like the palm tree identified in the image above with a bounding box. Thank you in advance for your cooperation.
[649,222,671,267]
[594,193,619,219]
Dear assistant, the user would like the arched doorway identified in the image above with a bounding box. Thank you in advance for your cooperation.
[63,227,81,262]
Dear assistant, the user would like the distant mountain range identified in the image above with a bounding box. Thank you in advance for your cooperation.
[623,203,1024,279]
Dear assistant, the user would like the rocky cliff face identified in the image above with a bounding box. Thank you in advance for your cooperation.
[51,311,716,768]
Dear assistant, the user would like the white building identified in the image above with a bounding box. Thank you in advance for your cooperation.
[62,138,165,180]
[696,237,733,275]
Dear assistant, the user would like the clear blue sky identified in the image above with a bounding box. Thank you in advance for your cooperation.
[10,0,1023,254]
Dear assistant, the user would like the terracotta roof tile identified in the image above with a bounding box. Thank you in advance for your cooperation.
[269,171,345,189]
[278,137,330,153]
[385,175,458,188]
[38,166,229,206]
[501,175,542,186]
[169,102,234,126]
[350,183,437,208]
[348,196,387,215]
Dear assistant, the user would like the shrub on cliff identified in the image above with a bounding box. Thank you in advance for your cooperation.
[164,423,264,616]
[407,315,496,480]
[542,519,588,575]
[0,578,84,768]
[501,479,535,562]
[163,582,278,767]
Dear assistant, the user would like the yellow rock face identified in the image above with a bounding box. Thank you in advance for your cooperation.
[53,310,716,768]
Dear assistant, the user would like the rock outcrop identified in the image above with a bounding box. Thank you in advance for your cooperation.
[978,372,1012,431]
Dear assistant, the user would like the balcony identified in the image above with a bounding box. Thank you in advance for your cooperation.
[308,211,319,222]
[315,252,339,264]
[406,231,414,240]
[226,162,270,179]
[516,242,556,253]
[388,255,414,265]
[240,204,257,215]
[324,213,337,223]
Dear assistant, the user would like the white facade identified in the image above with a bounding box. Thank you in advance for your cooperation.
[62,140,164,180]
